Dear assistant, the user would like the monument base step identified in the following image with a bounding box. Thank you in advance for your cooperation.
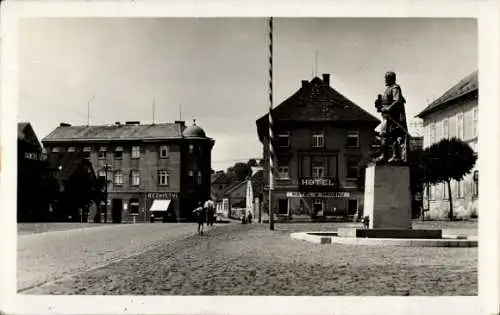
[337,228,442,239]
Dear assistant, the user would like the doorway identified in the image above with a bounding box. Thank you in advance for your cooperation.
[313,199,324,216]
[112,199,123,223]
[278,199,289,216]
[347,199,358,216]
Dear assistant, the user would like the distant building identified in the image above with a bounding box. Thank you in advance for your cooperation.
[416,70,478,219]
[222,169,264,219]
[256,74,380,219]
[17,122,49,222]
[211,171,231,202]
[42,120,215,223]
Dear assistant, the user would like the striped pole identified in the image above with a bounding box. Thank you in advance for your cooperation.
[268,17,275,231]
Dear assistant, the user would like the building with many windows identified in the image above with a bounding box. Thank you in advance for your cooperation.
[256,74,380,219]
[42,120,215,223]
[416,70,478,219]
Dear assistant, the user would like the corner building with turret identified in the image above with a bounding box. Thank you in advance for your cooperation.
[42,120,214,223]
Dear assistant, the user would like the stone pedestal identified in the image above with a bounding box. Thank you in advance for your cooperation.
[364,163,412,230]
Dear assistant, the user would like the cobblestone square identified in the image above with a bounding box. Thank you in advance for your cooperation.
[22,222,477,296]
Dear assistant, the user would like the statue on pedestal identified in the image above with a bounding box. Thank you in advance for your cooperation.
[373,71,410,165]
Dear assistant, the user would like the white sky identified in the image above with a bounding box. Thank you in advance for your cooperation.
[18,18,477,171]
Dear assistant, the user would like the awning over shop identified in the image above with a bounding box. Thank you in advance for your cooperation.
[149,199,171,212]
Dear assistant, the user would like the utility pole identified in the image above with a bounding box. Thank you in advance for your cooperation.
[268,17,275,231]
[103,163,111,223]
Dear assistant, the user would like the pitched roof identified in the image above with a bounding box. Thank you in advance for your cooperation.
[223,170,265,197]
[223,180,246,196]
[42,123,185,143]
[416,70,478,118]
[18,122,42,149]
[258,75,378,123]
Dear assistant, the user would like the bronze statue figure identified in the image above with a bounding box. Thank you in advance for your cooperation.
[373,71,410,165]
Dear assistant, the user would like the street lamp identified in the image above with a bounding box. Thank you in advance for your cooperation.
[103,163,112,223]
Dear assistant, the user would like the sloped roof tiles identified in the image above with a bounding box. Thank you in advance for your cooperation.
[416,70,478,118]
[42,123,184,143]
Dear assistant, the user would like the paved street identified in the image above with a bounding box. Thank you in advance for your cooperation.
[18,223,213,292]
[21,222,477,296]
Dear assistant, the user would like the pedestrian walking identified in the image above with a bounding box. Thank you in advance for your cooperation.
[193,202,206,235]
[204,199,216,226]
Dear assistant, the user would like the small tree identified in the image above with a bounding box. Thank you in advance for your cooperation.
[423,138,477,220]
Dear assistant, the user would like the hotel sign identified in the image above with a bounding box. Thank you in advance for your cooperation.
[299,177,340,192]
[286,192,351,198]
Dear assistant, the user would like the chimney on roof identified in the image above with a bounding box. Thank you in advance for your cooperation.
[301,80,309,88]
[322,73,330,86]
[175,120,185,127]
[125,121,140,125]
[59,123,71,127]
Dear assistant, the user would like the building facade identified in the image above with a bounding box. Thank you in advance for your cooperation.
[42,120,215,223]
[256,74,380,219]
[416,70,478,220]
[18,122,49,222]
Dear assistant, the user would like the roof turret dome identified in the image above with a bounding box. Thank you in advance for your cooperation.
[182,120,206,138]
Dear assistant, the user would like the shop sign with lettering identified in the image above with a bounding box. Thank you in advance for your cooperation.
[147,192,178,200]
[24,152,47,161]
[286,191,351,198]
